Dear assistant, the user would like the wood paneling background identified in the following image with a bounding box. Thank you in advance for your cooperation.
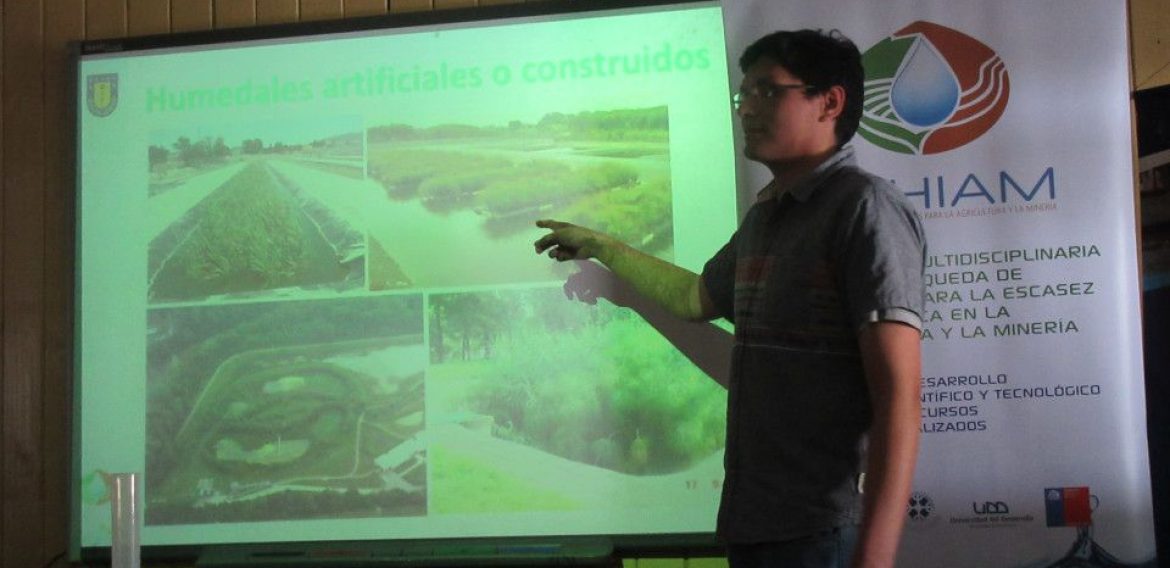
[0,1,1166,567]
[1133,0,1170,90]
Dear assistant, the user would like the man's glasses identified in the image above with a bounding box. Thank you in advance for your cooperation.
[732,82,814,110]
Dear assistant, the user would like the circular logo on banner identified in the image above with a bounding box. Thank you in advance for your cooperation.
[858,21,1010,155]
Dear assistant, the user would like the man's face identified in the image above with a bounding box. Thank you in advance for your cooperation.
[736,57,829,167]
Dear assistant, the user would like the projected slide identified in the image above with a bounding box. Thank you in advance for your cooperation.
[76,1,737,550]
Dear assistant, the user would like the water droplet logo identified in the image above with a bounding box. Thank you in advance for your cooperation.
[859,22,1009,154]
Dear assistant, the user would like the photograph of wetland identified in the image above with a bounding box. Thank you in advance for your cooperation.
[146,118,367,304]
[144,295,427,524]
[424,286,725,514]
[364,106,676,290]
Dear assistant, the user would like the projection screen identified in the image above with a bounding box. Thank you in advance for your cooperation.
[74,0,739,559]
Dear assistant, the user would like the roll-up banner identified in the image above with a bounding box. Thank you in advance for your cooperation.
[721,1,1157,566]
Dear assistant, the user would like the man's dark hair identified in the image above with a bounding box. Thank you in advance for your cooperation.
[739,29,864,149]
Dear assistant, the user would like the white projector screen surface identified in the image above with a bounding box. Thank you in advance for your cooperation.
[75,1,738,551]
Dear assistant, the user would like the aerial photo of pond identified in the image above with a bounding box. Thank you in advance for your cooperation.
[145,294,427,524]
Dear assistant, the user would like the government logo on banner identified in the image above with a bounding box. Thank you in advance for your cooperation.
[1045,486,1093,527]
[1041,487,1155,567]
[87,73,119,117]
[858,22,1009,154]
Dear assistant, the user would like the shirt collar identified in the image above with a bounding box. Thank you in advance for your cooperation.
[758,146,857,205]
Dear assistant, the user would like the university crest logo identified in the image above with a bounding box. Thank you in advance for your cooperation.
[86,74,119,117]
[858,22,1009,155]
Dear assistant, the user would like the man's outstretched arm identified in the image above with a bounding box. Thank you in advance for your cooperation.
[533,219,717,322]
[853,321,922,568]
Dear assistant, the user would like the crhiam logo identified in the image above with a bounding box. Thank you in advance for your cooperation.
[859,21,1009,155]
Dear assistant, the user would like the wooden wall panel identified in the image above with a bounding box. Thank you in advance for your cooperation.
[215,0,257,29]
[86,0,128,40]
[434,0,475,9]
[172,0,214,32]
[344,0,388,17]
[0,0,6,560]
[391,0,432,13]
[128,0,170,36]
[0,0,4,259]
[302,0,344,21]
[1,0,47,565]
[257,0,299,24]
[41,3,84,561]
[1131,0,1170,89]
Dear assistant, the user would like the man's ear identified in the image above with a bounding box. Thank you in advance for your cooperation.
[820,85,846,122]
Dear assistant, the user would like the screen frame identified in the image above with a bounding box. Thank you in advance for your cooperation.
[78,0,712,58]
[72,0,730,563]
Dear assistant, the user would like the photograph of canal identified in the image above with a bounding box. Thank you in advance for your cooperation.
[144,295,427,524]
[146,120,367,304]
[365,105,675,290]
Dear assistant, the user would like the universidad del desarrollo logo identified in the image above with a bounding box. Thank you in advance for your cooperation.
[858,21,1009,155]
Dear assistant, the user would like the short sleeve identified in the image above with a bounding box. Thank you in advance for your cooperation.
[838,180,927,330]
[701,233,738,323]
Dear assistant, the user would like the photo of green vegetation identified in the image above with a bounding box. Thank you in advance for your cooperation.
[147,120,367,304]
[145,295,427,524]
[365,106,674,290]
[426,287,726,514]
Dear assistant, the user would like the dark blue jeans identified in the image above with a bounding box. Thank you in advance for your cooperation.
[726,526,859,568]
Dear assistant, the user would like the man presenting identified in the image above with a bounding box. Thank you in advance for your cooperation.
[535,30,925,568]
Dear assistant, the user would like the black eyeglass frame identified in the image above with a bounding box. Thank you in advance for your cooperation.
[731,82,816,110]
